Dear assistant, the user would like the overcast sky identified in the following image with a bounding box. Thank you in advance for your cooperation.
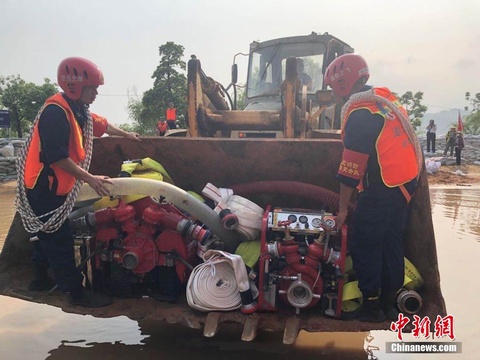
[1,0,479,125]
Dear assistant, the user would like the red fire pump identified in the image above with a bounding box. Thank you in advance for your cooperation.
[72,197,210,300]
[256,206,348,317]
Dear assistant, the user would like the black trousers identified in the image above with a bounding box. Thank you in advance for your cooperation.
[426,132,436,152]
[27,179,83,293]
[350,186,408,297]
[455,147,462,165]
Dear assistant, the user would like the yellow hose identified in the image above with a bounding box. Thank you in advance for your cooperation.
[341,257,423,312]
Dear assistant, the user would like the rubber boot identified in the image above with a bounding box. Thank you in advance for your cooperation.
[381,291,400,321]
[357,295,386,323]
[28,264,56,291]
[67,287,113,308]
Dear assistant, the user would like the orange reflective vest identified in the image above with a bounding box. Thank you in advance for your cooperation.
[24,94,85,195]
[166,108,176,121]
[341,87,418,189]
[157,121,168,132]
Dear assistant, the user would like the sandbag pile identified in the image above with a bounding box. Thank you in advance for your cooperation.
[0,138,25,181]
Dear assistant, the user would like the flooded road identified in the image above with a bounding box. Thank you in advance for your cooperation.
[0,181,479,359]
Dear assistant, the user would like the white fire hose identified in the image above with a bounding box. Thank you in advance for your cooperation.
[75,178,244,252]
[202,183,264,241]
[186,250,258,314]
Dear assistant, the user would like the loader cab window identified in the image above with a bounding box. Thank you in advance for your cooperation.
[281,56,324,92]
[247,42,326,98]
[248,48,279,97]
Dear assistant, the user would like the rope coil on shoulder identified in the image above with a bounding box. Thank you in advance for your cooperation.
[341,89,423,176]
[15,104,94,234]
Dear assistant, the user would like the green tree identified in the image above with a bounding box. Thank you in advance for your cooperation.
[126,87,145,132]
[397,91,428,130]
[0,75,57,138]
[135,42,187,134]
[463,92,480,134]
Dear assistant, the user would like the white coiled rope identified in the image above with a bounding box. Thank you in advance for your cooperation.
[341,89,423,176]
[186,250,258,312]
[15,103,94,234]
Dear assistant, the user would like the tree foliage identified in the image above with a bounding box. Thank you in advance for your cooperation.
[128,42,187,135]
[397,91,428,130]
[463,92,480,134]
[0,75,57,137]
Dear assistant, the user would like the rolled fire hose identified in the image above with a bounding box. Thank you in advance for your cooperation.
[202,183,264,241]
[76,178,244,253]
[186,250,258,313]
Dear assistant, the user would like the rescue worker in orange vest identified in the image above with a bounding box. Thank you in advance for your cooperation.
[156,118,168,136]
[91,113,140,141]
[165,102,177,129]
[324,54,421,322]
[22,57,139,308]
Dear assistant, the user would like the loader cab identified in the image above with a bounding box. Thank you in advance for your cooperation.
[244,32,353,112]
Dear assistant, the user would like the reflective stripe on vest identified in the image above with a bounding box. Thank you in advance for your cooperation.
[24,93,85,195]
[341,87,418,188]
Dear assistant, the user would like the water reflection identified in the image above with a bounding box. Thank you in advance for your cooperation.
[430,188,480,241]
[0,296,146,360]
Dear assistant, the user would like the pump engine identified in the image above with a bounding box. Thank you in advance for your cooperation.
[72,197,210,301]
[257,207,347,317]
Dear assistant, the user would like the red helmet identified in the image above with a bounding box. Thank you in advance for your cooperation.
[324,54,369,97]
[57,57,104,100]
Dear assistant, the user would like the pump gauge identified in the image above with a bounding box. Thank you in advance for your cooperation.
[323,217,336,229]
[298,215,308,224]
[288,214,297,223]
[311,218,322,228]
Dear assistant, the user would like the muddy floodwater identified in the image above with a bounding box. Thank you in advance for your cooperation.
[0,180,479,359]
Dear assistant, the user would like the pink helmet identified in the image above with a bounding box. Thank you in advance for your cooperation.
[324,54,369,97]
[57,57,104,100]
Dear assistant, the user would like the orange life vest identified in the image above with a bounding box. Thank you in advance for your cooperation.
[166,108,176,121]
[157,121,168,132]
[341,87,418,188]
[24,94,85,195]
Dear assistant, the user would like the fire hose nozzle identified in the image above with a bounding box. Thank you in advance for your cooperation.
[397,289,423,314]
[219,209,239,230]
[240,289,258,314]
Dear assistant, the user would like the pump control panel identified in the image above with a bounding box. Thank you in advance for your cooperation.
[267,207,336,234]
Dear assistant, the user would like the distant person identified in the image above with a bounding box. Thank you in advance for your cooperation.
[156,118,168,136]
[166,102,177,129]
[296,58,313,90]
[325,53,421,323]
[425,119,437,153]
[91,113,140,140]
[454,132,464,165]
[444,126,456,156]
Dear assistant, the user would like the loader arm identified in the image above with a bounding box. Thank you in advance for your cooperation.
[187,57,301,138]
